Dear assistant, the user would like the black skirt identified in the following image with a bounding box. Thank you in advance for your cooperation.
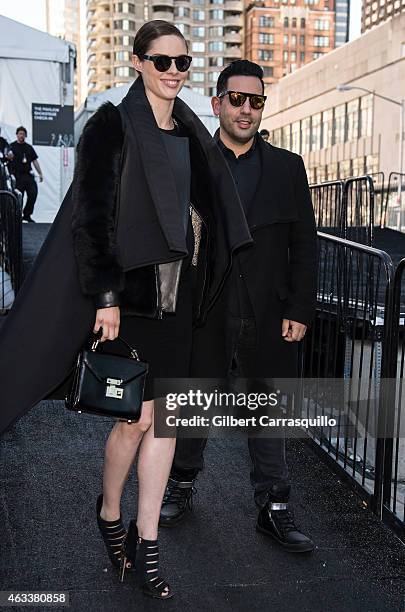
[105,223,195,401]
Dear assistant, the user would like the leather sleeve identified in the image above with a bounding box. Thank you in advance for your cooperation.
[283,156,318,326]
[71,102,125,299]
[94,291,121,309]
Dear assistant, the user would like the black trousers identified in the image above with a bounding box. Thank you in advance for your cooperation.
[16,174,38,217]
[172,315,289,509]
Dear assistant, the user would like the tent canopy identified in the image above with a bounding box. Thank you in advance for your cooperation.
[0,15,73,63]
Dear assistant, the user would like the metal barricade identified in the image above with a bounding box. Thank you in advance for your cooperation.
[382,172,405,232]
[310,180,345,236]
[303,232,395,521]
[343,176,375,246]
[0,190,23,313]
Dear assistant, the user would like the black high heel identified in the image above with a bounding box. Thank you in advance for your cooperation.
[96,494,131,570]
[120,520,174,600]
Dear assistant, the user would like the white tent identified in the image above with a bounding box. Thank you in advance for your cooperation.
[0,15,75,222]
[75,81,219,143]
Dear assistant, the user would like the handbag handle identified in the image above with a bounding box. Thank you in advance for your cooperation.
[91,334,140,361]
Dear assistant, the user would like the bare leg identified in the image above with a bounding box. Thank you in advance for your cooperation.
[100,403,153,521]
[137,400,176,540]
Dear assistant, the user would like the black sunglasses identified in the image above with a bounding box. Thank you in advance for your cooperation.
[218,90,267,110]
[142,54,192,73]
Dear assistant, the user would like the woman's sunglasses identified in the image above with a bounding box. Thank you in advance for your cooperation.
[142,54,192,73]
[218,90,267,110]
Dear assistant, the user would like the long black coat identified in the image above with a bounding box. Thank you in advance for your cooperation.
[0,78,252,435]
[190,136,318,379]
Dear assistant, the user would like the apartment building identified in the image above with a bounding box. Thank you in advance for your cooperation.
[362,0,405,32]
[86,0,243,96]
[244,0,337,86]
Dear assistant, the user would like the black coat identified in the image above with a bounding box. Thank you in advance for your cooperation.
[191,136,318,379]
[0,78,252,435]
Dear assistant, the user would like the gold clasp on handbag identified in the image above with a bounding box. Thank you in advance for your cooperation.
[106,378,124,399]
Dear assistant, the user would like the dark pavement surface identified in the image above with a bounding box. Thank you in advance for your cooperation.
[0,224,404,612]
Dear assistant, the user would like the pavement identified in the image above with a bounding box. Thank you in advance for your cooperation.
[0,223,404,612]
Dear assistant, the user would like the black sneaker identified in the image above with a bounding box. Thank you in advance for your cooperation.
[256,486,314,553]
[159,476,196,527]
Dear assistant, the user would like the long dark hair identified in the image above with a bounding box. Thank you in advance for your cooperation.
[132,20,188,63]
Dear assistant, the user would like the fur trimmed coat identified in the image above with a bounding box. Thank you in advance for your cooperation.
[0,76,252,434]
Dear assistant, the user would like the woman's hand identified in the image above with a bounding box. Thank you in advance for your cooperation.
[94,307,120,342]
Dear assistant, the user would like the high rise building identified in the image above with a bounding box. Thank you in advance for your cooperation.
[244,0,337,86]
[86,0,243,96]
[45,0,85,108]
[361,0,404,31]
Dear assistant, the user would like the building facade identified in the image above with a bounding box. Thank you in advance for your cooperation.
[362,0,405,32]
[244,0,337,86]
[261,14,405,183]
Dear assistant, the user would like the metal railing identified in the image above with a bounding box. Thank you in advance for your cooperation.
[302,232,404,538]
[0,190,23,313]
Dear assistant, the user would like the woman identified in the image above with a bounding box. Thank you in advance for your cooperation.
[0,20,251,601]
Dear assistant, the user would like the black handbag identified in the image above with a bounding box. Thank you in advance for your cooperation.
[65,335,149,423]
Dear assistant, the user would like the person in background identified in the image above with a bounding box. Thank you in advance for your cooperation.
[259,128,270,142]
[9,126,43,222]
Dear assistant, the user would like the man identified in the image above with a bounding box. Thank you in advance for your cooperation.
[9,126,43,222]
[259,128,270,142]
[160,60,318,553]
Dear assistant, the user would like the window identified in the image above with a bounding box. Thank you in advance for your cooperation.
[259,16,274,27]
[193,10,205,20]
[300,34,305,45]
[209,56,224,66]
[262,66,274,77]
[115,2,135,12]
[333,104,346,144]
[192,42,205,52]
[283,34,288,44]
[301,117,311,154]
[359,94,373,138]
[209,71,221,82]
[210,9,224,19]
[174,6,190,17]
[291,51,296,61]
[291,121,300,153]
[193,87,205,95]
[113,19,135,31]
[114,66,135,77]
[282,125,291,149]
[292,17,297,27]
[115,51,130,61]
[192,26,205,37]
[311,113,322,150]
[347,99,360,141]
[300,51,305,61]
[313,52,323,59]
[314,19,330,29]
[283,50,288,62]
[193,57,205,67]
[209,26,224,36]
[258,49,273,61]
[314,36,329,46]
[273,128,282,147]
[176,24,190,36]
[259,32,274,44]
[191,72,205,82]
[209,41,224,52]
[300,18,306,27]
[284,17,289,26]
[210,0,224,3]
[291,34,297,45]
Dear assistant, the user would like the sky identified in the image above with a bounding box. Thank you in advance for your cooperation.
[0,0,363,41]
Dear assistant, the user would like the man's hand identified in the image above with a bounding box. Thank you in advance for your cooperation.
[282,319,307,342]
[38,174,44,182]
[94,306,120,342]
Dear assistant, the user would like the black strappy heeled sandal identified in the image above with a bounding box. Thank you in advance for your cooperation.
[120,520,174,600]
[96,494,132,570]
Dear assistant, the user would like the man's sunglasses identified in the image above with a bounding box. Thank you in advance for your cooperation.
[142,54,192,73]
[218,90,267,110]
